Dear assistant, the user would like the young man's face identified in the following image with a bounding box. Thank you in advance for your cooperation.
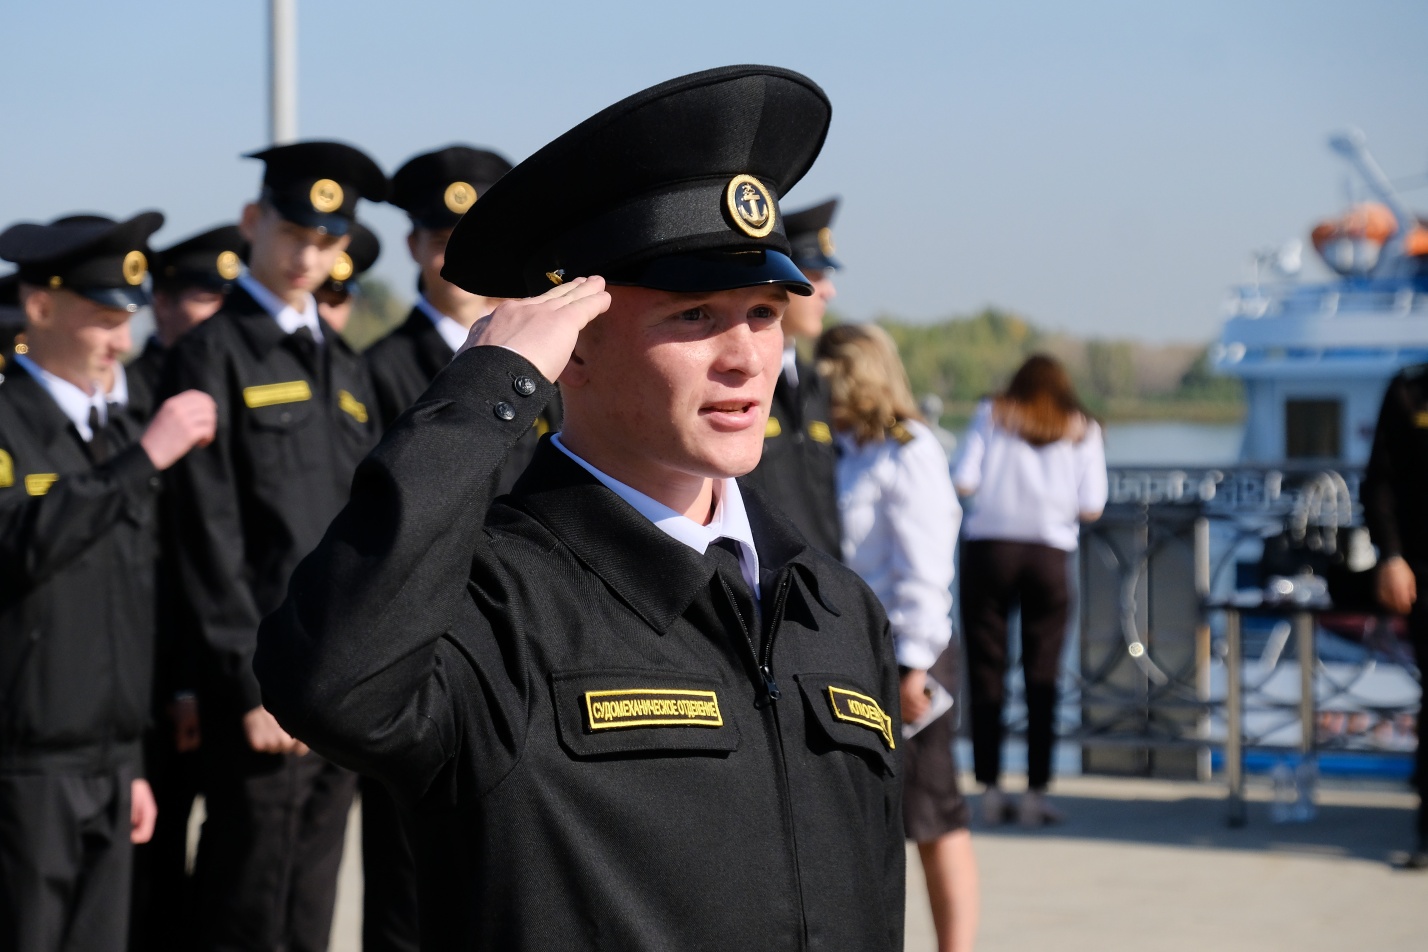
[562,284,788,488]
[240,203,350,306]
[780,267,835,341]
[408,227,484,307]
[152,286,224,346]
[21,287,133,394]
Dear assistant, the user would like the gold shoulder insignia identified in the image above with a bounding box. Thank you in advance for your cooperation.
[764,416,783,438]
[243,380,313,409]
[584,688,724,731]
[827,686,895,749]
[807,420,833,444]
[889,422,914,445]
[337,389,369,424]
[1414,411,1428,429]
[24,473,58,497]
[0,449,13,488]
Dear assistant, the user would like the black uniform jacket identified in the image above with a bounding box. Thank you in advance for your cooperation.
[1364,363,1428,566]
[256,346,905,952]
[0,362,159,768]
[159,285,381,718]
[743,355,842,559]
[366,306,561,494]
[123,336,166,425]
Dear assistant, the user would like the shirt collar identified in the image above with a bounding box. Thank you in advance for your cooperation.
[782,345,799,387]
[13,352,107,441]
[237,272,323,342]
[415,295,470,355]
[550,432,762,596]
[107,360,129,407]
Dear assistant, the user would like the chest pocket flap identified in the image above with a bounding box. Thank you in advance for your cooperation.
[795,672,898,775]
[551,668,740,759]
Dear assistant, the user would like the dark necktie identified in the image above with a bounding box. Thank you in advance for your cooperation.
[707,537,761,645]
[286,325,321,375]
[87,405,109,463]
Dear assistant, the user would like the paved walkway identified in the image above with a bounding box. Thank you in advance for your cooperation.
[323,774,1426,951]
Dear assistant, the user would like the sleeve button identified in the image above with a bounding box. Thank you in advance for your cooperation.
[494,402,517,421]
[513,375,537,396]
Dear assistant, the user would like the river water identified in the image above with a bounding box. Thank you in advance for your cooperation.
[1101,421,1243,466]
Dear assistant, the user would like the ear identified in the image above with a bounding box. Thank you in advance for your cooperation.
[238,202,262,242]
[556,351,588,388]
[20,285,53,330]
[406,230,420,259]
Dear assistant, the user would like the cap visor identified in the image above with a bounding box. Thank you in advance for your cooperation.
[791,252,841,272]
[79,286,151,312]
[610,250,813,296]
[271,199,352,236]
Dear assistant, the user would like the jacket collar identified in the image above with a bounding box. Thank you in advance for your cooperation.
[401,307,456,378]
[226,284,358,365]
[1,360,87,451]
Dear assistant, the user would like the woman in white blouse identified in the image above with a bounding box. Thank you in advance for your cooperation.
[818,323,978,952]
[952,354,1107,828]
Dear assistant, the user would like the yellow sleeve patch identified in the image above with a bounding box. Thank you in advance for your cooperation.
[764,416,783,438]
[827,686,895,749]
[534,415,552,437]
[584,688,724,731]
[337,390,369,424]
[243,380,313,409]
[0,449,12,488]
[807,420,833,444]
[24,473,58,497]
[1414,411,1428,428]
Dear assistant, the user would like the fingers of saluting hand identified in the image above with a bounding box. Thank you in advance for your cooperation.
[460,276,612,382]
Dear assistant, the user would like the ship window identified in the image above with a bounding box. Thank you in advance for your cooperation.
[1285,399,1341,459]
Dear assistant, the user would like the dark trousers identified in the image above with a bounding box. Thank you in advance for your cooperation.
[0,762,134,952]
[1411,574,1428,850]
[360,777,421,952]
[129,734,202,952]
[194,733,356,952]
[961,539,1071,791]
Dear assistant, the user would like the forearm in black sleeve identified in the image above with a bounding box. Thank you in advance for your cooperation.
[255,346,555,796]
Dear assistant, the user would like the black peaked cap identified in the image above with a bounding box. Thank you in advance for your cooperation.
[443,65,832,298]
[323,220,380,294]
[246,140,388,236]
[390,146,513,230]
[0,271,22,328]
[783,198,841,271]
[0,210,165,312]
[153,223,247,291]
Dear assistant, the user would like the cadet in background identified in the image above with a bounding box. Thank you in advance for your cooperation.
[314,220,380,335]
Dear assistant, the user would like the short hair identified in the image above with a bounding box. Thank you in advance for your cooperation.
[815,323,922,446]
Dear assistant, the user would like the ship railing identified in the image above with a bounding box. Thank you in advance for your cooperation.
[1225,280,1423,321]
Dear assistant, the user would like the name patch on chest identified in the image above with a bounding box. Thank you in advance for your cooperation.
[243,380,313,409]
[764,417,783,438]
[0,449,12,488]
[827,686,896,749]
[24,473,58,496]
[337,389,369,423]
[584,688,724,731]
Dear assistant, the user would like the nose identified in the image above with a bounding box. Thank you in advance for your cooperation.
[112,319,133,355]
[713,315,765,378]
[816,274,837,302]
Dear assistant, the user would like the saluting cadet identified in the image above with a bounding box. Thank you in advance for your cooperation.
[0,213,216,952]
[158,141,386,952]
[314,219,379,335]
[741,198,843,558]
[257,66,905,951]
[1363,363,1428,870]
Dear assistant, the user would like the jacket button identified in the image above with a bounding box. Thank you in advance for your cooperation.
[494,402,517,421]
[513,375,537,396]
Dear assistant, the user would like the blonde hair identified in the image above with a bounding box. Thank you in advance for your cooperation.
[815,323,923,446]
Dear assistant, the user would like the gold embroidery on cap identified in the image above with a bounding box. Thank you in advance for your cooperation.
[807,421,832,444]
[726,174,776,239]
[243,380,312,408]
[827,686,895,749]
[330,252,355,282]
[545,269,566,286]
[0,450,13,488]
[310,179,344,213]
[584,688,724,731]
[48,276,62,289]
[24,473,58,497]
[444,181,476,214]
[818,226,836,256]
[122,251,148,286]
[338,389,369,423]
[764,417,783,438]
[216,250,242,280]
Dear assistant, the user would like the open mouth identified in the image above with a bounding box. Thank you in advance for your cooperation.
[699,399,761,430]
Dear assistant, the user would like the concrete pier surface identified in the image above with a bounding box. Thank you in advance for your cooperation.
[322,773,1425,951]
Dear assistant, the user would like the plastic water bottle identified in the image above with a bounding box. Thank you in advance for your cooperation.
[1270,761,1295,822]
[1292,757,1318,822]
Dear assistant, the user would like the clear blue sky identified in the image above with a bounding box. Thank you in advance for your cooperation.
[3,0,1426,342]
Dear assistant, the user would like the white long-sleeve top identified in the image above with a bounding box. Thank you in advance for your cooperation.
[836,419,961,671]
[952,399,1108,552]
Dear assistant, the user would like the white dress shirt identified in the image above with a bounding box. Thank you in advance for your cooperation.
[551,433,762,597]
[415,296,471,355]
[107,360,130,408]
[14,353,108,441]
[781,345,800,387]
[836,419,960,671]
[952,399,1108,552]
[238,272,323,342]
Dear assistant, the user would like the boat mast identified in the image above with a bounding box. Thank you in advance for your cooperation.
[269,0,298,144]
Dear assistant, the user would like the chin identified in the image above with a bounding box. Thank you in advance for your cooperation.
[693,434,766,479]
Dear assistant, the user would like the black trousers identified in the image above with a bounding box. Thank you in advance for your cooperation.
[961,539,1071,790]
[360,776,421,952]
[129,731,202,952]
[0,760,134,952]
[1410,567,1428,850]
[194,729,356,952]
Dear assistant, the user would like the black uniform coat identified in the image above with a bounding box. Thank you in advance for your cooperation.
[256,346,906,952]
[123,337,165,426]
[1364,363,1428,565]
[159,285,381,719]
[743,354,842,559]
[366,306,560,494]
[0,362,159,767]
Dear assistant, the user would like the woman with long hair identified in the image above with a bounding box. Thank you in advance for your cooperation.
[953,354,1107,827]
[817,323,979,952]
